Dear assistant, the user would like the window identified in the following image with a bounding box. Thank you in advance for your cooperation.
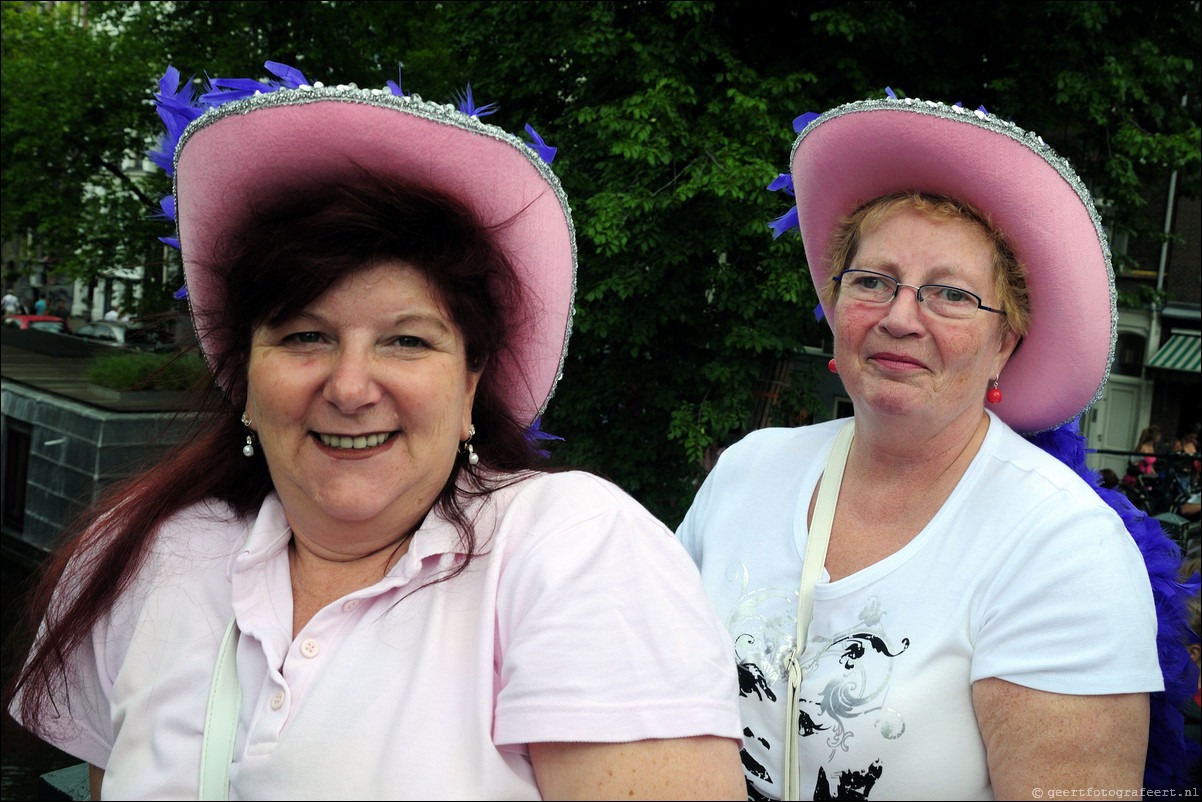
[1113,332,1146,377]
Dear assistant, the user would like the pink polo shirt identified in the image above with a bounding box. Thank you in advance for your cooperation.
[25,471,740,799]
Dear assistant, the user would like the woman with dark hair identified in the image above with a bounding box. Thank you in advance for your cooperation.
[7,62,744,800]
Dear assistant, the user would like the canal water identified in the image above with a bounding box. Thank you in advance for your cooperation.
[2,554,80,800]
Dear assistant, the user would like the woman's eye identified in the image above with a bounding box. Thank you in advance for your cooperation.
[853,275,881,289]
[392,335,427,349]
[937,287,971,304]
[285,331,324,344]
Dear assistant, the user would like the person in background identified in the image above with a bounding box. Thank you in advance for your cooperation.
[7,61,744,801]
[1099,468,1121,490]
[33,294,47,316]
[2,288,22,317]
[679,92,1166,799]
[1132,425,1164,478]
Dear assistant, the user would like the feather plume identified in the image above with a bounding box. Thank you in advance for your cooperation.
[767,174,795,196]
[454,83,498,118]
[523,124,557,165]
[768,206,799,240]
[202,77,279,105]
[265,61,309,89]
[793,112,820,133]
[523,417,564,459]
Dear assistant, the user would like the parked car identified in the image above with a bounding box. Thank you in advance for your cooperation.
[3,314,68,333]
[72,320,171,350]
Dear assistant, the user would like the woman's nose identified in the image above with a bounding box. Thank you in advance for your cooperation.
[323,347,383,412]
[879,285,927,336]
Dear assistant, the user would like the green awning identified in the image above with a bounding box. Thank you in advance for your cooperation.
[1146,331,1201,373]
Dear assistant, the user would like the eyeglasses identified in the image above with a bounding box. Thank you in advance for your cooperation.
[833,269,1005,320]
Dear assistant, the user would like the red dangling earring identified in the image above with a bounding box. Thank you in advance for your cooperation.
[986,377,1002,404]
[828,358,838,374]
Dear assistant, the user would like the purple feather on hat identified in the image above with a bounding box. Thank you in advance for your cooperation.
[793,112,820,134]
[150,67,205,176]
[523,417,564,459]
[386,66,407,98]
[264,61,309,89]
[202,77,280,105]
[155,196,175,221]
[767,173,795,197]
[454,84,498,119]
[524,124,557,165]
[768,206,799,240]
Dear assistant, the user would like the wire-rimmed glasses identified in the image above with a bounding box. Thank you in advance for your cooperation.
[834,269,1005,319]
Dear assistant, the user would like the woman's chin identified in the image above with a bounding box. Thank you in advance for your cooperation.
[852,383,931,419]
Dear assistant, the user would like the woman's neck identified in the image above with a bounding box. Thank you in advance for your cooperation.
[848,408,992,485]
[287,528,412,636]
[815,410,992,581]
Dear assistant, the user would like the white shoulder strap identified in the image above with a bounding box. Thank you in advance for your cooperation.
[783,420,854,801]
[199,616,241,801]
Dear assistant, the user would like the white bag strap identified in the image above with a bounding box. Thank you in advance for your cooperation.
[199,616,241,801]
[783,420,854,801]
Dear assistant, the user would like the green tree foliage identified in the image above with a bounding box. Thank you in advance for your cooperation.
[433,2,828,521]
[1,1,168,300]
[2,1,1197,523]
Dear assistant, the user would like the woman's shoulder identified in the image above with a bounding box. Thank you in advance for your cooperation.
[983,421,1108,502]
[468,470,678,562]
[973,423,1133,548]
[490,470,666,528]
[718,418,846,470]
[142,496,258,564]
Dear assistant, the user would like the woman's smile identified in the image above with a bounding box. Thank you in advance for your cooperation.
[314,430,398,451]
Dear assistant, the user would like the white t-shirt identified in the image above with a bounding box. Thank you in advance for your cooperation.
[678,413,1162,800]
[26,471,741,800]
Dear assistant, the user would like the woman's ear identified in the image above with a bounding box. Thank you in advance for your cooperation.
[461,370,481,441]
[993,328,1021,378]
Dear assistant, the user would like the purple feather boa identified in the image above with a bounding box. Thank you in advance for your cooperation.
[1027,421,1194,793]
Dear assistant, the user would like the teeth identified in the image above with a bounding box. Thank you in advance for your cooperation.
[318,432,392,450]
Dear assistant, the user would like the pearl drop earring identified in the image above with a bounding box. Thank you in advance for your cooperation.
[241,412,257,457]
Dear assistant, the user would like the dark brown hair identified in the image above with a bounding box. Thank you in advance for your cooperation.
[9,175,544,735]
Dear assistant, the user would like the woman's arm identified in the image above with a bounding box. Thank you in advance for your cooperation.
[89,764,104,801]
[529,736,744,800]
[972,677,1147,798]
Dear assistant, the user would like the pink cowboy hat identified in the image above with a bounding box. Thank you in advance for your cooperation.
[786,96,1115,434]
[156,64,575,427]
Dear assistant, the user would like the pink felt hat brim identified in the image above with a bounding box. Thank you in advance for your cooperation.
[175,89,575,426]
[791,100,1115,433]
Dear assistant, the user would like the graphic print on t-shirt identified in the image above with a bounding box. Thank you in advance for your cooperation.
[725,564,910,800]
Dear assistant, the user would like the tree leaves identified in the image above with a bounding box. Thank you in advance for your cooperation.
[3,0,1197,524]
